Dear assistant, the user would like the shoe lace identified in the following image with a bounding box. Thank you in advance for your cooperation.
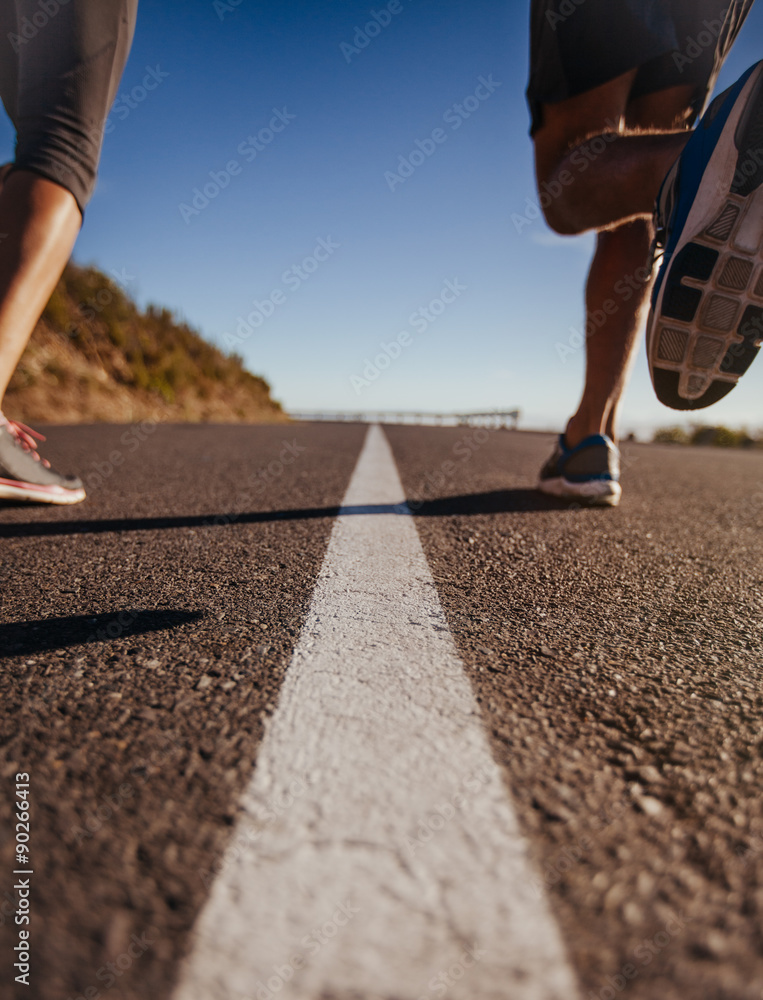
[651,201,669,260]
[649,157,679,276]
[0,415,51,468]
[650,235,665,275]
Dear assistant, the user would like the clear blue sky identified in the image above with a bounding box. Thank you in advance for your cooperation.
[3,0,762,435]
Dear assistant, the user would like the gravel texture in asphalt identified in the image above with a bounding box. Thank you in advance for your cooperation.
[385,424,763,1000]
[0,422,365,1000]
[1,422,761,1000]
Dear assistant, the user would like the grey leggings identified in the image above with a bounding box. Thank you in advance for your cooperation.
[0,0,138,212]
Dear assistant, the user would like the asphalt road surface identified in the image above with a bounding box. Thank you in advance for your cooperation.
[0,422,761,1000]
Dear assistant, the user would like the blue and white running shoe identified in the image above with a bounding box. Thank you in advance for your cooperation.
[537,433,621,507]
[647,60,763,410]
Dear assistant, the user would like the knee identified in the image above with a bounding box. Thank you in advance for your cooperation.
[538,193,587,236]
[533,170,589,235]
[8,0,138,214]
[14,132,98,215]
[543,206,586,237]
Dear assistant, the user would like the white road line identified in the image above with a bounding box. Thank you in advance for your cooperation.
[173,425,579,1000]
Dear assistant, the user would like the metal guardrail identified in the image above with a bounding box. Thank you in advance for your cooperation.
[288,410,520,429]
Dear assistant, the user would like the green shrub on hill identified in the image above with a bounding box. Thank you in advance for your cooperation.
[653,426,690,445]
[653,424,760,448]
[6,262,285,424]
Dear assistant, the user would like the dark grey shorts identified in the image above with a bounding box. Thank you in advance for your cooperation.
[0,0,138,211]
[527,0,756,134]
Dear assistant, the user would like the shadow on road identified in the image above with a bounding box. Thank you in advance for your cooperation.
[0,609,204,657]
[0,489,592,539]
[409,489,584,515]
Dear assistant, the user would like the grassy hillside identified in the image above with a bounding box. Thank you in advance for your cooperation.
[4,263,286,424]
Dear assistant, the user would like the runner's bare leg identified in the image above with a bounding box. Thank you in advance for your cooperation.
[0,172,81,406]
[532,77,697,444]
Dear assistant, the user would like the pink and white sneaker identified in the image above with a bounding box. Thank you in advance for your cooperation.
[0,415,85,504]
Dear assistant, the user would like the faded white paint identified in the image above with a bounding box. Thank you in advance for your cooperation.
[173,424,579,1000]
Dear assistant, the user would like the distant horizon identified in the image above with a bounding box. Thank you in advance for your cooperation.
[281,409,763,441]
[19,0,761,440]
